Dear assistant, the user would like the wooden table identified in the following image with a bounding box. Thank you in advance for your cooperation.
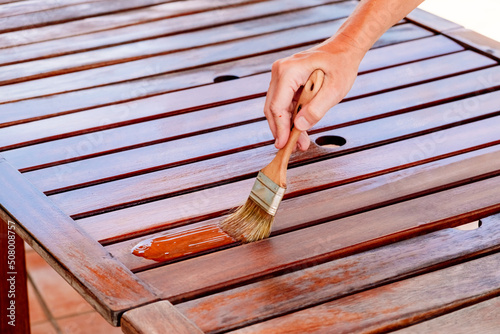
[1,1,500,333]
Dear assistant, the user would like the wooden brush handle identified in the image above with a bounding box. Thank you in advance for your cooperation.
[262,69,325,187]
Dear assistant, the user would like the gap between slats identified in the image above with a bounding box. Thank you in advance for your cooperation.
[0,0,344,65]
[14,66,500,192]
[0,33,457,128]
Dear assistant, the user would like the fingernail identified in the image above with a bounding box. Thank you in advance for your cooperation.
[275,138,279,148]
[295,116,310,131]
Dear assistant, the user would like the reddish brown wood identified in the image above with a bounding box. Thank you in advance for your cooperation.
[132,224,236,263]
[121,301,203,334]
[176,214,500,333]
[0,0,344,66]
[0,2,358,85]
[228,251,500,333]
[0,0,261,49]
[406,8,463,33]
[447,28,500,59]
[96,142,500,246]
[1,50,492,153]
[0,0,178,33]
[0,212,29,334]
[0,34,462,125]
[0,156,159,325]
[51,90,500,220]
[394,295,500,333]
[134,176,500,301]
[17,66,500,188]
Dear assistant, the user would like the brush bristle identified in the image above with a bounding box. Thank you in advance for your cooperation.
[219,198,275,243]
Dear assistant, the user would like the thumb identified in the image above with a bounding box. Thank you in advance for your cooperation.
[294,87,337,131]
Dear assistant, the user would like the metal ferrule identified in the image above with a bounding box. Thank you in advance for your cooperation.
[249,171,286,216]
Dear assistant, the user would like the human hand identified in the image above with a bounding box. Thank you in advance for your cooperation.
[264,35,365,151]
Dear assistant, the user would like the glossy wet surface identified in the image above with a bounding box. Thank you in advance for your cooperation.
[132,224,237,262]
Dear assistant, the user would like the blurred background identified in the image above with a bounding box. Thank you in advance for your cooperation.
[419,0,500,42]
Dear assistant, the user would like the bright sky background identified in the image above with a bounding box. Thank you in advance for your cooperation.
[418,0,500,42]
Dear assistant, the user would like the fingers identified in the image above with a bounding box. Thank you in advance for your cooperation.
[297,131,310,151]
[294,77,341,132]
[264,60,308,149]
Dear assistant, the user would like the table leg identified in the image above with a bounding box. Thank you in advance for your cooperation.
[1,214,30,334]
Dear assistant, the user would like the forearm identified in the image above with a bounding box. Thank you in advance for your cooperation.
[320,0,424,57]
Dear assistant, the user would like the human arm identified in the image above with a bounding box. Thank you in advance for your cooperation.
[264,0,425,150]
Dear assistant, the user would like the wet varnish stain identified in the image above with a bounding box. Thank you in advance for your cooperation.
[132,224,237,262]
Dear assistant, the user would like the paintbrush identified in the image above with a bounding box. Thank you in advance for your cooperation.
[219,69,325,242]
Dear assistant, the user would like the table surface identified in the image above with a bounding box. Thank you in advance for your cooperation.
[1,0,500,333]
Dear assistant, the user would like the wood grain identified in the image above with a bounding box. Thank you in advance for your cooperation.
[121,301,203,334]
[0,0,343,66]
[394,295,500,334]
[91,141,500,246]
[1,50,491,152]
[0,0,263,49]
[16,66,500,189]
[176,214,500,333]
[0,156,159,326]
[0,34,461,124]
[227,251,500,333]
[0,2,357,84]
[133,175,500,301]
[0,21,430,97]
[0,0,177,33]
[50,89,500,219]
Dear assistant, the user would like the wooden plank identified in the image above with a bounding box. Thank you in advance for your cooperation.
[0,214,29,334]
[447,28,500,60]
[0,0,103,19]
[176,214,500,333]
[78,137,500,245]
[0,0,178,33]
[2,50,492,161]
[0,156,159,325]
[394,295,500,334]
[227,251,500,333]
[121,301,203,334]
[0,1,357,84]
[0,34,461,126]
[406,8,463,33]
[0,21,430,95]
[0,0,261,49]
[50,89,500,218]
[133,175,500,302]
[103,142,500,266]
[0,0,339,65]
[18,66,500,190]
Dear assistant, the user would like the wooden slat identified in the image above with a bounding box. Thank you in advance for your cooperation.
[0,2,357,84]
[0,0,178,33]
[79,136,500,244]
[0,0,261,49]
[2,50,492,164]
[121,301,203,334]
[0,156,159,325]
[132,174,500,302]
[51,89,500,219]
[0,0,339,65]
[227,251,500,333]
[18,66,500,191]
[103,142,500,265]
[0,0,102,18]
[447,28,500,59]
[176,214,500,333]
[0,21,430,97]
[394,295,500,333]
[0,34,461,126]
[406,8,463,33]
